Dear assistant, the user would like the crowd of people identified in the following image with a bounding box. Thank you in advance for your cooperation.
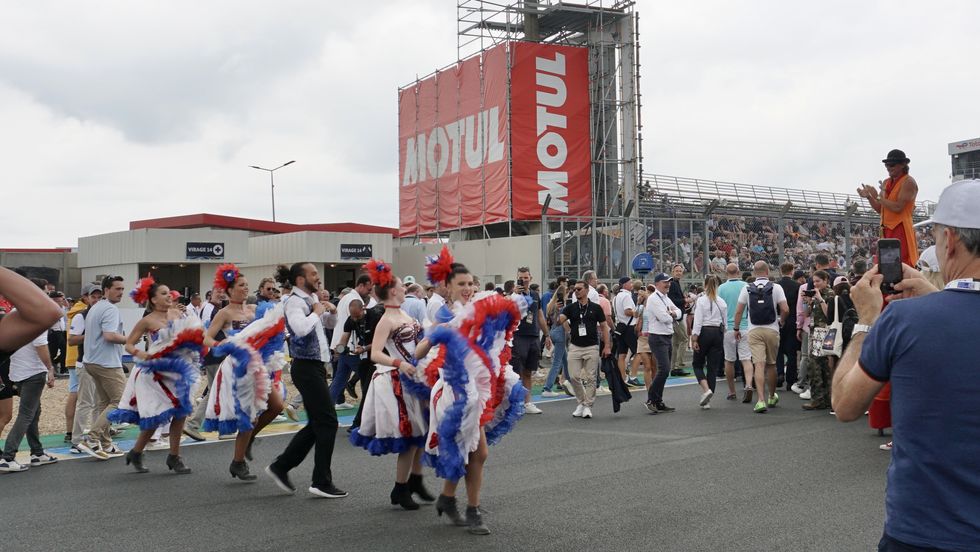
[0,151,977,550]
[645,215,935,279]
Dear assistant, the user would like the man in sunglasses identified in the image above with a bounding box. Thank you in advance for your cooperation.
[857,149,920,265]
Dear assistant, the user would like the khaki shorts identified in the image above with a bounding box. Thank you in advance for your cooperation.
[748,328,780,366]
[637,333,651,354]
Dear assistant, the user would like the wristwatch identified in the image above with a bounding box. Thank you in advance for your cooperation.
[851,324,872,337]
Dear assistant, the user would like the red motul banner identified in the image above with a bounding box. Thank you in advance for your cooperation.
[510,42,591,219]
[398,41,590,235]
[398,44,510,236]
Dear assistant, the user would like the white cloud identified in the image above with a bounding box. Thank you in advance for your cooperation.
[0,0,976,247]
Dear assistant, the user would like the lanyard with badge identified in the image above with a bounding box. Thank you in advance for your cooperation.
[578,301,589,337]
[945,279,980,292]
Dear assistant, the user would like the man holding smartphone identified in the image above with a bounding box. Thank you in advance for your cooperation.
[833,179,980,551]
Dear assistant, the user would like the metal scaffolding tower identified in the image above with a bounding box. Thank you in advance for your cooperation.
[458,1,641,278]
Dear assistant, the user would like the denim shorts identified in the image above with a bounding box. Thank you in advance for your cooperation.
[68,367,80,393]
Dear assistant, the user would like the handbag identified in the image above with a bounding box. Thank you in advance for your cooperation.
[810,296,844,358]
[810,326,830,357]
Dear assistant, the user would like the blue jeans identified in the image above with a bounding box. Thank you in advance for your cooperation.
[543,326,568,391]
[329,354,359,405]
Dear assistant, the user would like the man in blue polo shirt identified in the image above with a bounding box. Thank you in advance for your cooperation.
[833,179,980,551]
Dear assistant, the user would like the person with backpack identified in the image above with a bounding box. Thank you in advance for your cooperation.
[733,262,789,413]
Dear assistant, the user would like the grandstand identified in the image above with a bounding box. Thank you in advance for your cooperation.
[543,173,936,282]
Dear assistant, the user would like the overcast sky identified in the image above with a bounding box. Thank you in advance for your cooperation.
[1,1,977,247]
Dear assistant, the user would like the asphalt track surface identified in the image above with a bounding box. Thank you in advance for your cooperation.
[3,381,890,552]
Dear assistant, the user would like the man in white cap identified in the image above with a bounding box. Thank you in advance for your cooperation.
[834,179,980,551]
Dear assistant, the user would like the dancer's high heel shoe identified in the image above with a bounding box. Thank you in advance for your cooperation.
[125,450,149,473]
[390,482,420,510]
[435,495,467,526]
[408,473,435,502]
[166,454,191,474]
[229,460,257,481]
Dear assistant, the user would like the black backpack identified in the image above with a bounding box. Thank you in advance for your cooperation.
[747,281,777,326]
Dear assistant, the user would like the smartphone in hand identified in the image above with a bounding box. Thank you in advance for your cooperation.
[878,238,903,295]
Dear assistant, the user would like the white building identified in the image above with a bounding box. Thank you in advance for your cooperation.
[77,213,394,329]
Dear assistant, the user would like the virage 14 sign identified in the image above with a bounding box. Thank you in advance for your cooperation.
[398,42,590,236]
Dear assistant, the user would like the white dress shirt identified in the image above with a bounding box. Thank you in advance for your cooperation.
[285,287,330,363]
[692,295,728,336]
[648,290,683,335]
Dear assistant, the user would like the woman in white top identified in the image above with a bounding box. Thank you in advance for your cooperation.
[691,276,727,409]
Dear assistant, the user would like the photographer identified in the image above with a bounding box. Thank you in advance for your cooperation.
[800,271,833,411]
[833,179,980,551]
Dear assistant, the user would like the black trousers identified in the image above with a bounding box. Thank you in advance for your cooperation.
[47,330,66,371]
[273,359,338,488]
[776,322,799,386]
[351,359,376,429]
[647,334,672,404]
[692,326,723,393]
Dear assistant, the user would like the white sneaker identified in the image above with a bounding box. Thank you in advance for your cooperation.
[572,404,585,417]
[524,403,543,415]
[147,439,170,451]
[879,441,893,451]
[218,433,238,440]
[77,439,110,460]
[582,406,593,419]
[284,405,301,422]
[799,389,812,400]
[561,380,575,396]
[29,453,59,466]
[540,390,561,398]
[699,390,714,407]
[596,386,611,395]
[0,458,29,472]
[701,404,711,410]
[790,383,806,394]
[274,414,287,422]
[336,402,355,410]
[103,444,126,458]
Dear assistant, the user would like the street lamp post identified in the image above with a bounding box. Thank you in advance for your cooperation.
[249,160,296,222]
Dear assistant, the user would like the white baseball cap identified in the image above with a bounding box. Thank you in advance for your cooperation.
[915,179,980,229]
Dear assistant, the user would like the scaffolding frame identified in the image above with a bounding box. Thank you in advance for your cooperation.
[454,1,641,277]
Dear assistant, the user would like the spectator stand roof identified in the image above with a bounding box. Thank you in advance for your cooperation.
[639,174,933,223]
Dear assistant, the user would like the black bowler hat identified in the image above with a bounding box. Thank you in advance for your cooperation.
[882,149,910,165]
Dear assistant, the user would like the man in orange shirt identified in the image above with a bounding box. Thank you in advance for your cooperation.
[857,149,920,266]
[856,149,920,449]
